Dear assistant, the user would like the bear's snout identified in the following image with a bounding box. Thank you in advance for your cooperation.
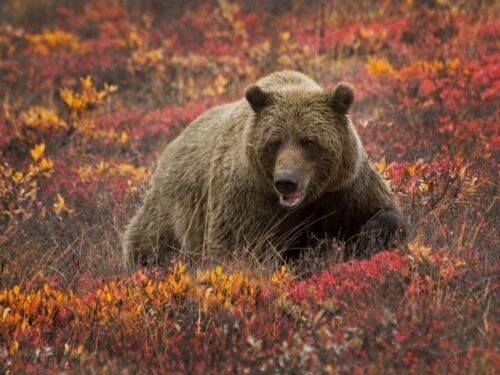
[273,146,311,208]
[274,173,299,195]
[273,169,307,208]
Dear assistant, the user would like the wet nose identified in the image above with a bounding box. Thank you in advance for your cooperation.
[274,174,299,194]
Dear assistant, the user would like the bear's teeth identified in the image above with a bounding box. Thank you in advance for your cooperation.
[279,191,304,208]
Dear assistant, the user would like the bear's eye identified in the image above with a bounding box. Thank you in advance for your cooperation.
[266,139,282,153]
[300,138,317,150]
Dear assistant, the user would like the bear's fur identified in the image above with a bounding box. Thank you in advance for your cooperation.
[123,70,406,266]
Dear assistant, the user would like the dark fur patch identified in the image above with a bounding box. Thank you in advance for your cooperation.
[331,83,354,114]
[245,85,269,112]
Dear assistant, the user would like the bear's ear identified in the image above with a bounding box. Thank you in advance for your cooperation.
[330,82,354,115]
[245,85,270,113]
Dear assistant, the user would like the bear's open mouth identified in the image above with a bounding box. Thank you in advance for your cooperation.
[279,191,305,208]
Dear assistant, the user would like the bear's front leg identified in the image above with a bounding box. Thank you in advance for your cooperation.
[354,208,407,257]
[123,197,177,268]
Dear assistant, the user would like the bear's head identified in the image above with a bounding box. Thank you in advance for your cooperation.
[245,83,362,209]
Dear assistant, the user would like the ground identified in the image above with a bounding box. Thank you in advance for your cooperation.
[0,0,498,373]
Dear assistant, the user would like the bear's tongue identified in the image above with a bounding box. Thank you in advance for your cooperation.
[279,191,304,208]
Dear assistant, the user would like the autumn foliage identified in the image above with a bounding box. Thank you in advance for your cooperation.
[0,0,498,373]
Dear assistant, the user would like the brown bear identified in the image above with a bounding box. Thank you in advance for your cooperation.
[123,70,406,266]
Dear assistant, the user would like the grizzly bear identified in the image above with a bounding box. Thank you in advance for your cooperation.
[123,70,406,266]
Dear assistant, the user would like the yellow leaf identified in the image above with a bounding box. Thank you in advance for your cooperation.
[447,58,460,71]
[39,158,54,171]
[128,30,143,48]
[214,75,228,95]
[53,193,74,215]
[80,75,93,90]
[26,29,81,55]
[271,266,288,284]
[186,76,196,98]
[202,86,216,97]
[13,171,24,184]
[104,83,118,93]
[408,242,432,261]
[458,166,467,179]
[9,340,19,355]
[277,54,293,67]
[177,262,186,275]
[3,100,12,121]
[59,87,75,107]
[30,143,45,161]
[96,161,107,173]
[118,131,128,144]
[2,307,11,320]
[280,31,291,42]
[360,27,375,39]
[20,106,66,129]
[21,319,28,332]
[374,158,387,173]
[419,181,429,192]
[215,266,223,276]
[406,164,417,176]
[367,57,395,75]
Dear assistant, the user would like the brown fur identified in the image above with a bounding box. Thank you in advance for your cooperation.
[123,70,406,266]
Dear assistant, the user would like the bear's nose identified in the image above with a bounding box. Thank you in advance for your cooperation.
[274,174,299,194]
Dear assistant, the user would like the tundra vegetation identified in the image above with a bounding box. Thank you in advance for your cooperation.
[0,0,498,373]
